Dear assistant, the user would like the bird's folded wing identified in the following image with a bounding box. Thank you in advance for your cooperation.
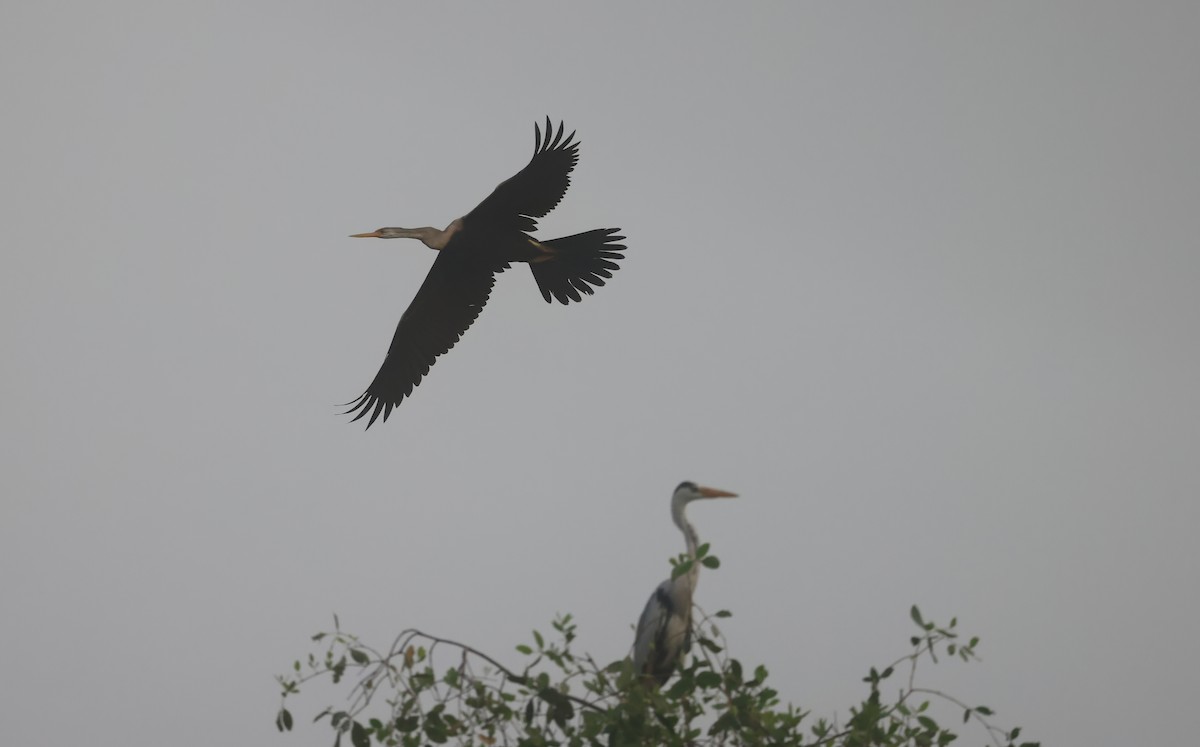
[465,118,580,233]
[632,581,675,673]
[346,245,504,428]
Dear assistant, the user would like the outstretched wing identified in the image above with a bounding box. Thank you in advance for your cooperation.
[344,241,506,428]
[465,117,580,234]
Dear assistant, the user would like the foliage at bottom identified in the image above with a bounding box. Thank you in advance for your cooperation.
[275,606,1037,747]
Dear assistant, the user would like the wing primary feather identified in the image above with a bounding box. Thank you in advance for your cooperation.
[347,396,371,423]
[367,399,385,428]
[339,392,366,410]
[534,119,543,153]
[549,120,564,150]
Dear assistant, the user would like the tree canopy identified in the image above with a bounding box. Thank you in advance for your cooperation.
[277,598,1037,747]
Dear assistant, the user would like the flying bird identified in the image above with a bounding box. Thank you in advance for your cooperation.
[632,482,738,687]
[344,118,626,427]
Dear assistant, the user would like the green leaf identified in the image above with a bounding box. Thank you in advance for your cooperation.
[917,715,937,731]
[697,542,710,558]
[910,605,925,627]
[539,687,575,726]
[974,705,994,716]
[533,630,544,649]
[962,708,972,723]
[275,708,294,732]
[727,659,743,687]
[350,720,370,747]
[695,671,722,688]
[671,559,695,580]
[424,717,448,744]
[349,648,370,665]
[665,676,694,698]
[311,632,326,642]
[714,609,732,618]
[394,716,419,733]
[331,656,347,683]
[515,644,533,655]
[701,556,720,569]
[710,711,740,734]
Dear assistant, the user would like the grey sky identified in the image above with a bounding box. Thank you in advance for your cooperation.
[3,3,1198,745]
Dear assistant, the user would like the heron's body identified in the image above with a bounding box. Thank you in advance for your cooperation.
[632,482,738,687]
[345,119,626,427]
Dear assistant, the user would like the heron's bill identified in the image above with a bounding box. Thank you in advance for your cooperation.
[698,486,738,498]
[349,231,382,238]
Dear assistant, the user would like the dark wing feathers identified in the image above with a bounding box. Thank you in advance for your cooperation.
[344,241,506,428]
[531,228,626,304]
[465,117,580,233]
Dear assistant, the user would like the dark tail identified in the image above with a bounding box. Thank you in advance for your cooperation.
[530,228,626,304]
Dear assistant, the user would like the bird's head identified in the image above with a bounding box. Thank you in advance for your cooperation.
[350,228,409,239]
[673,481,738,508]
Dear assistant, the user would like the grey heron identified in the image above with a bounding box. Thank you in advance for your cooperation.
[632,481,738,686]
[344,118,626,428]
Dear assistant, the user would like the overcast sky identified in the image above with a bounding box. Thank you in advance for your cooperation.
[3,3,1198,745]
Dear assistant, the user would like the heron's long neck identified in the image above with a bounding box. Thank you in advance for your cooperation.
[672,501,701,590]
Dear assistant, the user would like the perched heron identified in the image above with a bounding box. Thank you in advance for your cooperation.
[632,481,738,686]
[345,118,626,427]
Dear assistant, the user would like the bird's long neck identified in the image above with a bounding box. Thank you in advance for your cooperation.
[390,219,463,250]
[672,499,701,592]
